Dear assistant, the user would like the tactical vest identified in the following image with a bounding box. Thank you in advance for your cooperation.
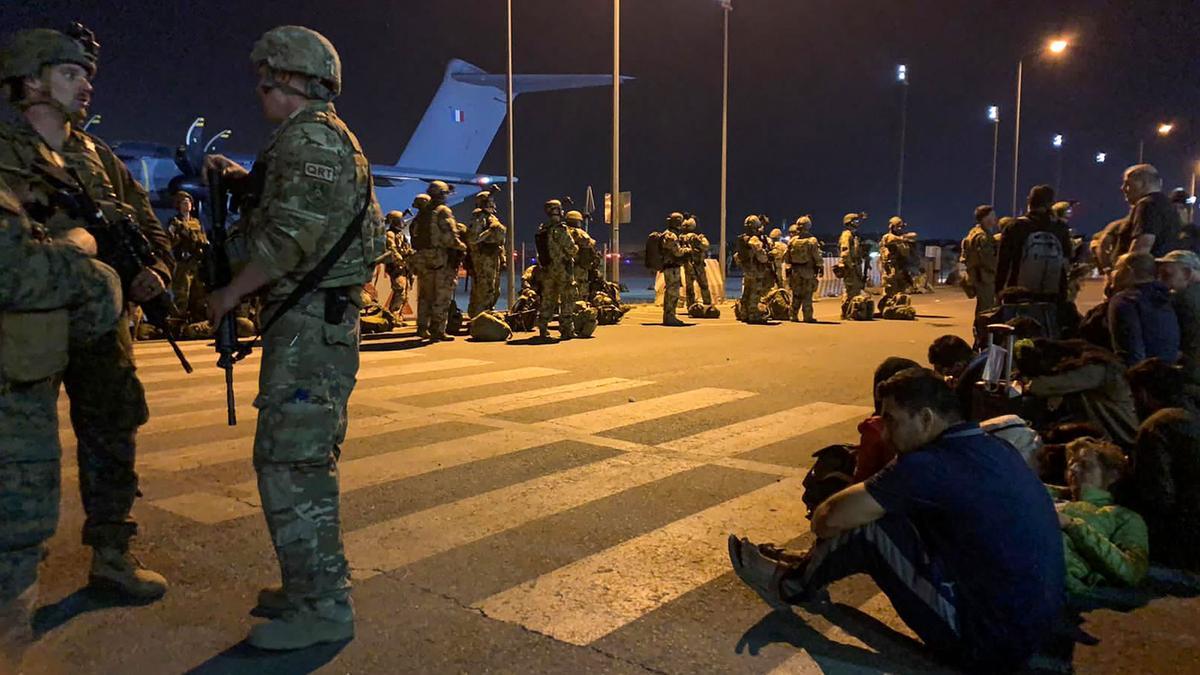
[411,205,436,250]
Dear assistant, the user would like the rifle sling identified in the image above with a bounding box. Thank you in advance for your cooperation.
[258,175,374,339]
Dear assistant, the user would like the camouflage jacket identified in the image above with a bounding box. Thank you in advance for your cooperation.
[960,225,998,279]
[660,229,686,268]
[468,209,506,258]
[0,119,173,283]
[236,101,385,302]
[880,231,915,267]
[839,228,863,267]
[545,222,578,270]
[734,233,769,272]
[168,214,208,261]
[568,224,598,271]
[681,231,709,264]
[787,235,822,276]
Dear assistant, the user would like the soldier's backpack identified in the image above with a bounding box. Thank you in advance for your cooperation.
[847,294,875,321]
[1016,227,1065,296]
[644,231,666,271]
[470,311,512,342]
[573,302,599,338]
[534,226,551,265]
[765,287,792,320]
[507,290,540,331]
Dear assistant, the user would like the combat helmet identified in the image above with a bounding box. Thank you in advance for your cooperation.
[666,212,685,229]
[426,180,453,201]
[251,26,341,100]
[566,210,584,223]
[412,193,431,210]
[544,199,563,216]
[888,216,904,231]
[0,25,98,100]
[743,215,762,231]
[172,190,193,206]
[385,210,405,226]
[474,190,493,208]
[843,212,864,227]
[792,215,813,233]
[768,228,783,241]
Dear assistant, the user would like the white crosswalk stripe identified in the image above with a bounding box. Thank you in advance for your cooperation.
[431,377,654,416]
[538,387,756,434]
[474,475,810,645]
[136,351,422,384]
[348,453,699,580]
[658,402,871,457]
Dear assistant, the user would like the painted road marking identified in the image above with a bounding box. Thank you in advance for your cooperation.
[349,453,698,580]
[475,476,809,645]
[432,377,654,416]
[538,388,756,435]
[658,402,871,457]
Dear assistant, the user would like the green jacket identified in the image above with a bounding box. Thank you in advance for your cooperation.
[1058,486,1149,595]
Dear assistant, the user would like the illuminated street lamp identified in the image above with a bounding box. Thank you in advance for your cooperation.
[505,0,516,308]
[1095,152,1106,164]
[987,106,1000,204]
[1138,122,1175,163]
[1052,134,1064,194]
[203,129,231,154]
[895,64,909,215]
[718,0,732,279]
[1012,36,1070,215]
[82,114,102,131]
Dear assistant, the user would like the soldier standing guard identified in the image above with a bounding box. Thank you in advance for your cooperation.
[734,215,771,324]
[681,216,714,307]
[659,212,688,326]
[167,190,209,324]
[204,25,385,649]
[0,179,123,666]
[838,212,867,319]
[381,210,413,324]
[879,215,917,310]
[565,210,597,299]
[0,25,171,600]
[786,216,822,322]
[466,190,506,317]
[409,182,465,341]
[535,199,577,340]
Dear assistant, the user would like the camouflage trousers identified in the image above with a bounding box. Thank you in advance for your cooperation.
[739,272,769,322]
[789,272,818,322]
[253,290,358,614]
[384,262,410,318]
[64,312,148,549]
[881,267,912,309]
[415,263,458,338]
[0,380,62,605]
[841,269,866,319]
[468,256,502,318]
[662,266,682,321]
[171,259,207,323]
[684,260,712,306]
[537,267,575,335]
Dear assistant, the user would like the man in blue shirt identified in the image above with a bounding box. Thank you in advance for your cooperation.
[730,368,1064,670]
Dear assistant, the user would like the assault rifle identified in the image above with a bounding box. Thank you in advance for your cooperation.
[755,214,781,287]
[201,167,253,426]
[30,161,193,373]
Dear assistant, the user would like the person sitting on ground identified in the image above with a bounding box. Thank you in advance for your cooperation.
[1108,252,1180,366]
[1156,250,1200,381]
[852,357,922,482]
[1039,421,1107,485]
[1124,358,1200,572]
[1014,338,1139,448]
[1053,438,1149,596]
[980,415,1043,471]
[730,368,1064,671]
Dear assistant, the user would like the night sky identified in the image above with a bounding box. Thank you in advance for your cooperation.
[7,0,1200,247]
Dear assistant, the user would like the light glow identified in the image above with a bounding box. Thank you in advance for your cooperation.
[1052,134,1064,148]
[1048,39,1069,54]
[896,64,907,83]
[987,106,999,122]
[1095,152,1106,163]
[1158,123,1175,136]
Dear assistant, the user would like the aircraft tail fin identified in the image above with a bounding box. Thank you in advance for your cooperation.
[394,59,627,177]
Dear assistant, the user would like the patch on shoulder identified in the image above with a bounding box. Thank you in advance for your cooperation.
[303,162,336,183]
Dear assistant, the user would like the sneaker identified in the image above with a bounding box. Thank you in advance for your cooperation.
[88,547,167,601]
[247,611,354,651]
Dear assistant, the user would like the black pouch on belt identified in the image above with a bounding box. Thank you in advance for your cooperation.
[324,288,350,324]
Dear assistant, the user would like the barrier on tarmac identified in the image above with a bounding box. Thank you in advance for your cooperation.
[813,257,882,297]
[653,259,727,306]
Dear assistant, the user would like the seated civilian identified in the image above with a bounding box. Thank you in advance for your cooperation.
[1108,252,1180,366]
[1015,338,1139,447]
[980,415,1042,471]
[1039,421,1107,485]
[730,368,1064,671]
[934,321,1044,419]
[1125,358,1200,572]
[1156,250,1200,381]
[852,357,921,482]
[1055,438,1149,595]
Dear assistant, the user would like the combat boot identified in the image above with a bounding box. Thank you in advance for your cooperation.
[247,603,355,651]
[537,326,552,340]
[252,586,291,619]
[663,315,686,327]
[88,546,167,600]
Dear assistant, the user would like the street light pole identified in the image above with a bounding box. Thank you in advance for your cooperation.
[1138,139,1144,164]
[611,0,621,286]
[1011,59,1023,216]
[896,65,908,216]
[505,0,516,309]
[719,0,731,280]
[988,106,999,205]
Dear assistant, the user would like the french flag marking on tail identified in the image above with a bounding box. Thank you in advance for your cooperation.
[453,109,465,123]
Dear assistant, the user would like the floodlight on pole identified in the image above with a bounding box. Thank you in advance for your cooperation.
[896,64,907,83]
[718,0,732,280]
[987,106,1000,204]
[987,106,999,123]
[1011,36,1070,215]
[203,129,232,154]
[83,114,102,131]
[1095,152,1106,163]
[1048,39,1069,54]
[1053,134,1063,148]
[1158,123,1174,136]
[895,64,909,215]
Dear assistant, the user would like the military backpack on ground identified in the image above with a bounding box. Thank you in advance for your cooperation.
[847,294,875,321]
[469,310,512,342]
[765,287,792,320]
[687,303,720,319]
[572,302,599,338]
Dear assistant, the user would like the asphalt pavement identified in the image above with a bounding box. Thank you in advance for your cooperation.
[18,283,1200,674]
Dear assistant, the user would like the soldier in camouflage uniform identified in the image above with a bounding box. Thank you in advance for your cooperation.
[659,212,688,326]
[879,215,917,311]
[381,210,413,324]
[786,215,823,322]
[680,216,713,307]
[565,210,598,301]
[0,26,171,600]
[734,215,771,323]
[204,25,385,649]
[536,199,578,339]
[0,178,123,666]
[838,212,867,319]
[167,190,208,325]
[768,227,788,287]
[409,182,465,341]
[466,190,506,317]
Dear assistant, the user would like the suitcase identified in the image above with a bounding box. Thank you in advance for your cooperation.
[969,323,1030,420]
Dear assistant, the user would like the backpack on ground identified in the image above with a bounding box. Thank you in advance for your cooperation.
[1016,228,1065,295]
[644,231,666,271]
[704,304,720,318]
[688,302,707,318]
[469,311,512,342]
[765,287,792,320]
[801,444,856,519]
[572,302,599,338]
[847,294,875,321]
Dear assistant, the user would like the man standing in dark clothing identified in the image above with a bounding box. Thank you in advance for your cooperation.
[995,185,1072,298]
[729,368,1064,671]
[1120,164,1180,257]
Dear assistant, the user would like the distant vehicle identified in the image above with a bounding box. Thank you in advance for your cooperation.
[111,59,625,217]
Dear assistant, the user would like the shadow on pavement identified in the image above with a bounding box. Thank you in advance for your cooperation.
[638,322,697,328]
[183,640,349,675]
[359,338,427,352]
[32,587,159,638]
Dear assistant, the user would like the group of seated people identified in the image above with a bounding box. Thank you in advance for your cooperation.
[727,313,1200,671]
